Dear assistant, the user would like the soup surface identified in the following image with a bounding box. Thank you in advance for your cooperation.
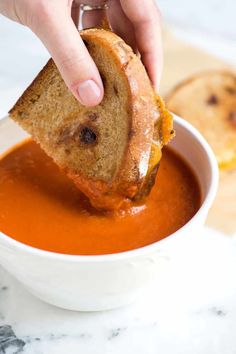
[0,140,201,255]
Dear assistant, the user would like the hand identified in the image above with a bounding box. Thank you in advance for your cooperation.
[0,0,162,107]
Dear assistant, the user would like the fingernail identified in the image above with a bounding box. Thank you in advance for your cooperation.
[77,80,101,106]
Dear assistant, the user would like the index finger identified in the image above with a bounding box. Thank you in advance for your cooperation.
[120,0,163,91]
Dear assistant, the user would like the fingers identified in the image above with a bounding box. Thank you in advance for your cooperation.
[80,0,136,53]
[29,1,103,107]
[120,0,163,91]
[71,1,80,27]
[107,0,137,51]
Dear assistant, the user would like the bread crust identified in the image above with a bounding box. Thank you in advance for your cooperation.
[166,70,236,101]
[10,28,173,210]
[166,70,236,169]
[81,29,160,194]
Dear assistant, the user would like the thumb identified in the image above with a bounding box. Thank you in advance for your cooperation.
[31,3,104,107]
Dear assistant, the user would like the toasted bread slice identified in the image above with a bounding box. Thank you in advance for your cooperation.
[166,71,236,169]
[9,28,173,210]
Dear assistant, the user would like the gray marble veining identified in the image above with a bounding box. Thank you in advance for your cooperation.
[0,228,236,354]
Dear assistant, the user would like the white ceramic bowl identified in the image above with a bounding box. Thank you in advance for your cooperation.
[0,115,218,311]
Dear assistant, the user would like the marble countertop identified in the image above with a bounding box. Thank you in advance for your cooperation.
[1,2,236,353]
[1,228,236,354]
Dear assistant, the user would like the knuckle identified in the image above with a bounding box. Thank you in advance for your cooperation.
[58,53,96,87]
[35,1,50,20]
[27,0,52,28]
[59,53,88,72]
[133,1,162,25]
[146,2,162,24]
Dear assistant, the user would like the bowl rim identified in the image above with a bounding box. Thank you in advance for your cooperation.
[0,114,219,262]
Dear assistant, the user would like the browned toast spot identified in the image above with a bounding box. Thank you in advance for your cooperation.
[79,125,98,145]
[225,86,236,95]
[228,111,236,128]
[57,121,98,147]
[87,112,98,121]
[207,95,218,105]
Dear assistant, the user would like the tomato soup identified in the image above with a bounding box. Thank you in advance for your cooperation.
[0,140,201,255]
